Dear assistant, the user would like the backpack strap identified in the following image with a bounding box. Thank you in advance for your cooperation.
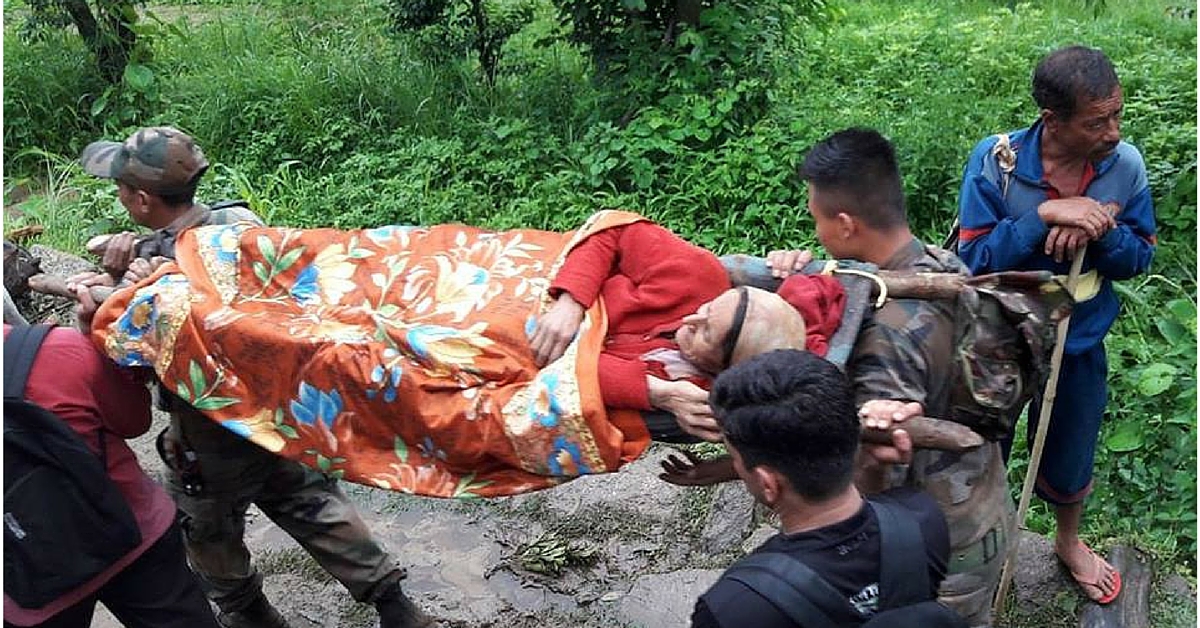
[871,499,931,609]
[4,324,54,401]
[943,133,1019,252]
[991,133,1017,198]
[3,324,110,468]
[722,552,850,628]
[208,199,250,211]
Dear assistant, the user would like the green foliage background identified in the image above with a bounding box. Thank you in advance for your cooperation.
[4,0,1196,611]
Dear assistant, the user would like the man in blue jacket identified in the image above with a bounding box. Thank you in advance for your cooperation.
[956,45,1156,605]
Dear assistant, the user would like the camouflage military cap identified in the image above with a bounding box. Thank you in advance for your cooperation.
[80,126,209,196]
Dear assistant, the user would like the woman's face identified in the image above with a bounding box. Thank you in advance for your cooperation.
[676,288,740,373]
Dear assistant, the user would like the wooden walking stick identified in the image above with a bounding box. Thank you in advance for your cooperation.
[992,248,1087,615]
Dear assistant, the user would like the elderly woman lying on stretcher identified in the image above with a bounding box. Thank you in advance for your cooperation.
[58,210,975,498]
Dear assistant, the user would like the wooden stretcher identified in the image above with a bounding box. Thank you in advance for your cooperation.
[24,248,991,453]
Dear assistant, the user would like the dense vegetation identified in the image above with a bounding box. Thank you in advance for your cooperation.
[4,0,1195,621]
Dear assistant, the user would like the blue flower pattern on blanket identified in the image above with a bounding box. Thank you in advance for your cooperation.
[289,264,320,305]
[364,225,423,246]
[207,225,241,264]
[529,372,563,428]
[548,435,588,476]
[367,351,404,403]
[402,323,492,378]
[290,382,344,428]
[118,292,158,341]
[417,436,448,462]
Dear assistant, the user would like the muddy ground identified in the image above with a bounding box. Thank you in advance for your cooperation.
[14,245,1194,628]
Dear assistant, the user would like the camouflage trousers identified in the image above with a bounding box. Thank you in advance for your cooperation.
[161,409,404,613]
[938,512,1016,628]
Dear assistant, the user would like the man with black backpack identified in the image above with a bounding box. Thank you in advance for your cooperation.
[3,289,218,627]
[692,349,964,628]
[67,126,434,628]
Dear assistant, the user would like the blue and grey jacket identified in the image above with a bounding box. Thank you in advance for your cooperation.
[956,120,1156,353]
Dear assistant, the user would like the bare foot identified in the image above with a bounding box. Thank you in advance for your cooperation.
[1055,539,1121,604]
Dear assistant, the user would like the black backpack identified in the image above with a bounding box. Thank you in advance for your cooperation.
[3,325,142,608]
[723,499,968,628]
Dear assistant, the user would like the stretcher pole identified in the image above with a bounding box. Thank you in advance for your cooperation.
[992,248,1086,616]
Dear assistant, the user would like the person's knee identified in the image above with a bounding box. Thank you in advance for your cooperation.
[177,497,247,554]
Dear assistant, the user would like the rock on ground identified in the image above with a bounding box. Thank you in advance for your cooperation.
[15,245,98,324]
[1012,530,1077,609]
[618,569,722,628]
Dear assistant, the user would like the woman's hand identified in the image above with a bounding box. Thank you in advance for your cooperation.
[648,377,721,442]
[530,292,585,367]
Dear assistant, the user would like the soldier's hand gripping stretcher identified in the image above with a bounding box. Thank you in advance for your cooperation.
[658,399,975,488]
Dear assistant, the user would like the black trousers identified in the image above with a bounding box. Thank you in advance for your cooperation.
[7,520,219,628]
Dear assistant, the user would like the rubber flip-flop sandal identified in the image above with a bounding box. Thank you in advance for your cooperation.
[1064,543,1122,605]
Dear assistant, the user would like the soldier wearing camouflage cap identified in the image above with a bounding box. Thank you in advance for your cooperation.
[72,127,436,628]
[768,128,1013,627]
[81,126,210,199]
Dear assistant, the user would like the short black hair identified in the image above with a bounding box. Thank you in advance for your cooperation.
[797,128,907,230]
[1032,45,1120,120]
[710,349,859,501]
[142,167,204,208]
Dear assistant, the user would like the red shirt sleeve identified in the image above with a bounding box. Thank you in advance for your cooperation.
[597,352,652,410]
[550,227,624,307]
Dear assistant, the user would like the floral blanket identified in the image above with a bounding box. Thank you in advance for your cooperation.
[92,210,652,498]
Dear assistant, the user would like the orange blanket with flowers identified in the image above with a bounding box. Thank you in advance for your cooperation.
[91,210,652,498]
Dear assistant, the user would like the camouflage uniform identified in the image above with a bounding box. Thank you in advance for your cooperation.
[849,238,1014,628]
[160,400,405,611]
[81,128,406,617]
